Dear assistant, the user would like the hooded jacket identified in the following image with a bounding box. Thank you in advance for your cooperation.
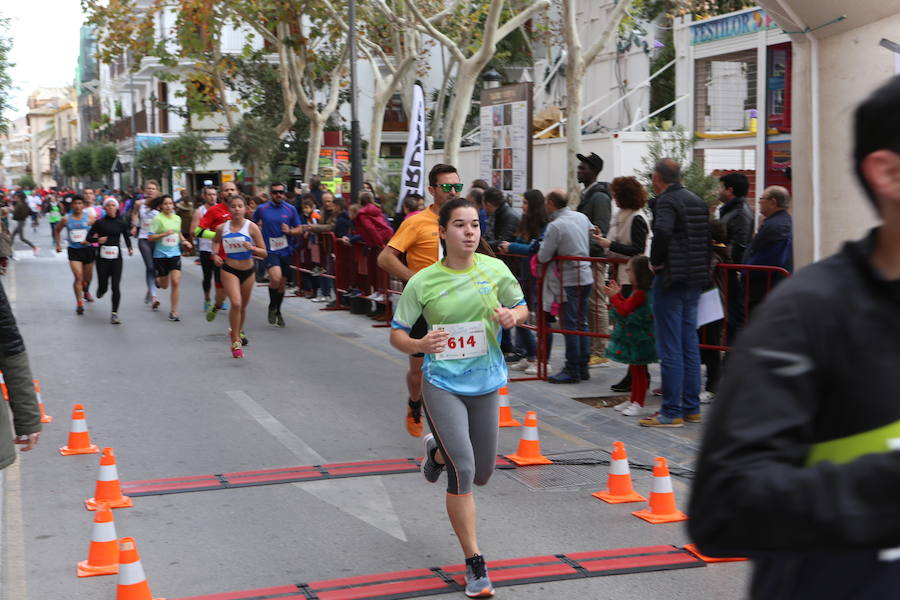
[353,203,394,248]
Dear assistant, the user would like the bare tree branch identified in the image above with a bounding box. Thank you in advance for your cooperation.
[584,0,635,65]
[496,0,551,42]
[402,0,465,63]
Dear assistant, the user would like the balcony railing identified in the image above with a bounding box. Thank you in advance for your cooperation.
[108,110,148,142]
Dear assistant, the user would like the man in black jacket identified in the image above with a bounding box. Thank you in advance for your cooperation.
[482,187,520,252]
[717,172,754,340]
[689,75,900,599]
[745,185,793,312]
[0,280,41,470]
[640,158,710,428]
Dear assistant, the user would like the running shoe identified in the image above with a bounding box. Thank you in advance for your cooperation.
[239,331,249,346]
[268,307,277,325]
[221,300,229,311]
[76,302,84,315]
[32,246,40,256]
[110,312,121,325]
[421,434,444,483]
[464,554,494,598]
[406,399,424,437]
[151,297,160,311]
[206,305,220,322]
[275,311,285,328]
[203,300,211,313]
[84,290,94,302]
[168,312,181,322]
[145,291,151,304]
[231,341,244,359]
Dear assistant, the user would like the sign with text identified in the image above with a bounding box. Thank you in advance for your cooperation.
[399,82,426,211]
[479,82,533,210]
[690,9,778,45]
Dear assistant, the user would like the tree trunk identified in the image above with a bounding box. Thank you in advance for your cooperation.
[366,89,390,187]
[565,61,584,207]
[430,57,456,139]
[441,61,479,167]
[306,116,325,181]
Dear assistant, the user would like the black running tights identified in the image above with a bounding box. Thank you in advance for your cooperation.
[96,256,123,312]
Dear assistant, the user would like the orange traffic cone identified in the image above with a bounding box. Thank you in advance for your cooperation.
[505,411,552,466]
[86,448,133,511]
[34,379,53,423]
[116,537,164,600]
[632,457,688,524]
[59,404,100,456]
[497,386,521,427]
[0,371,8,401]
[77,502,119,577]
[592,441,647,504]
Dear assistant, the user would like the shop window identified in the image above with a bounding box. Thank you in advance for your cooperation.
[694,50,757,135]
[766,42,791,133]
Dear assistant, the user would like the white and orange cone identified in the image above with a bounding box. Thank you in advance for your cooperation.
[116,537,164,600]
[632,457,688,524]
[77,502,119,577]
[34,379,53,423]
[59,404,99,456]
[0,371,8,401]
[592,441,647,504]
[85,448,133,511]
[505,411,552,466]
[497,386,521,427]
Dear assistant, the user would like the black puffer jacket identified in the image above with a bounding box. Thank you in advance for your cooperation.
[649,183,710,287]
[0,280,25,357]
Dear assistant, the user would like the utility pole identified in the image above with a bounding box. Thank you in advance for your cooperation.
[348,0,362,204]
[129,65,137,189]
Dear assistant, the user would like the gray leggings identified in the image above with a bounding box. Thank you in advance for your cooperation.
[422,380,499,495]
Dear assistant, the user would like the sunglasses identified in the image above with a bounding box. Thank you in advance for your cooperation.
[438,183,464,193]
[271,190,286,195]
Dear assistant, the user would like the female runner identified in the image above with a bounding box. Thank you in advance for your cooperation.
[87,197,133,324]
[147,195,192,321]
[390,197,528,598]
[212,195,266,358]
[131,181,161,309]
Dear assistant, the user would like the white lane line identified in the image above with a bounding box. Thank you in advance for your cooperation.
[225,390,325,464]
[2,460,28,600]
[226,389,407,541]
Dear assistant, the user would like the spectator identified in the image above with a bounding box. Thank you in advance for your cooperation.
[745,185,793,312]
[500,189,548,375]
[689,74,900,599]
[717,172,753,341]
[470,179,489,190]
[602,255,657,417]
[576,151,612,367]
[592,175,651,391]
[482,187,520,252]
[467,187,488,234]
[639,158,710,427]
[353,191,394,248]
[697,220,729,404]
[0,279,42,469]
[393,192,423,231]
[538,189,594,384]
[308,175,324,208]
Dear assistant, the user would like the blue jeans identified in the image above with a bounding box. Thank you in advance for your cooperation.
[652,278,702,419]
[562,285,592,373]
[515,326,536,361]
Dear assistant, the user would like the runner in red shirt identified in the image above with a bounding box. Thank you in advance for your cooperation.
[196,196,232,321]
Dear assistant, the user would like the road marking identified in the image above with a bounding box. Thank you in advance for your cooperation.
[2,460,28,600]
[226,390,407,541]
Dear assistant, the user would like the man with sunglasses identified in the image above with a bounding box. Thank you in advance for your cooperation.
[252,182,302,327]
[378,164,462,437]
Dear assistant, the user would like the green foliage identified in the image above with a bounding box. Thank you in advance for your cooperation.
[14,174,36,189]
[0,15,12,136]
[227,116,280,176]
[71,145,95,177]
[649,29,675,122]
[639,124,719,205]
[136,142,172,183]
[166,130,212,168]
[91,143,118,177]
[60,150,76,178]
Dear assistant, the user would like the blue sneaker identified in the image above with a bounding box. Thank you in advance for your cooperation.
[421,434,444,483]
[203,300,211,313]
[464,554,494,598]
[548,370,580,384]
[221,300,229,311]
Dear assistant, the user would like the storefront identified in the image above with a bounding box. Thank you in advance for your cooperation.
[674,7,793,212]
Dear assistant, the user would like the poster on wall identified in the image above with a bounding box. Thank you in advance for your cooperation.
[479,83,532,210]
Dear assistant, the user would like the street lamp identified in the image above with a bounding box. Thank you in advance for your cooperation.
[483,68,502,89]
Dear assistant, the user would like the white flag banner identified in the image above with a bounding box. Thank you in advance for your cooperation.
[398,82,426,212]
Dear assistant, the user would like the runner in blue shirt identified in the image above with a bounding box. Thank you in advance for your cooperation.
[251,182,302,328]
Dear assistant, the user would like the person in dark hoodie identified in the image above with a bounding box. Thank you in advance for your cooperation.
[689,74,900,600]
[745,185,793,312]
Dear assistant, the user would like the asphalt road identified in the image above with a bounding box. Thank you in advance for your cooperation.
[0,236,750,600]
